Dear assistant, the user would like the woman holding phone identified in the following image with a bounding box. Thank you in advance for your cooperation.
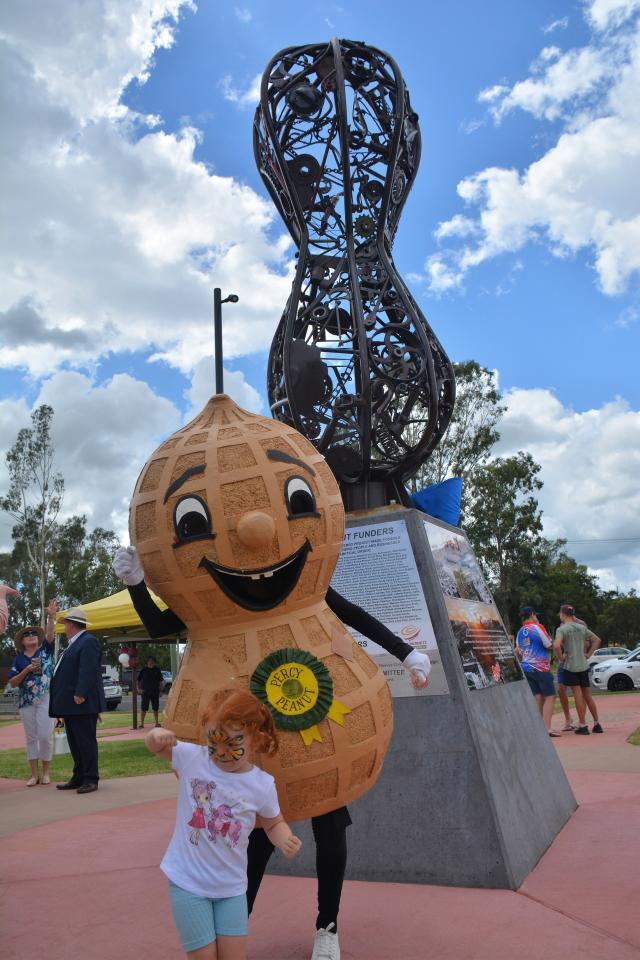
[8,599,57,786]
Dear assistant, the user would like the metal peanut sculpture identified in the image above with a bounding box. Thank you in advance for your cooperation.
[254,38,455,509]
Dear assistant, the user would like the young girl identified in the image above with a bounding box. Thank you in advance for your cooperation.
[146,690,301,960]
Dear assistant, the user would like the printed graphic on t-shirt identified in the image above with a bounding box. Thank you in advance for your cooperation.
[516,623,551,673]
[187,777,243,849]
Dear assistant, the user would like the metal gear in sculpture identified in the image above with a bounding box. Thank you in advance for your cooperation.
[254,38,455,510]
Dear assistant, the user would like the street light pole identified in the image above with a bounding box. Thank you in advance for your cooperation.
[213,287,239,394]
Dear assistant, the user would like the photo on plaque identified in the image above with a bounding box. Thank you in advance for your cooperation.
[446,598,522,688]
[424,522,492,603]
[423,520,522,690]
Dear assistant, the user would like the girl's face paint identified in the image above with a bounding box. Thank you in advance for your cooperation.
[207,722,253,773]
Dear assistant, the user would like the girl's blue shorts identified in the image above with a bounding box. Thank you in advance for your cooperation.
[168,880,248,952]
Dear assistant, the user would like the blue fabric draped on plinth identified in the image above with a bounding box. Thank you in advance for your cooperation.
[411,476,462,526]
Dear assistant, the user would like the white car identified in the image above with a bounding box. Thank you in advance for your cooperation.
[587,646,629,667]
[102,676,123,711]
[590,648,640,692]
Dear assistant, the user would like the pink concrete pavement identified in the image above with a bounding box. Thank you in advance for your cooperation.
[2,694,640,960]
[552,691,640,746]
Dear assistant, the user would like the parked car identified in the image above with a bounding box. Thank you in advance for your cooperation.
[102,676,123,711]
[587,646,629,667]
[590,648,640,692]
[161,671,173,694]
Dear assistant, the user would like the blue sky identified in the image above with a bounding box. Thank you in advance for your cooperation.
[119,0,635,410]
[1,0,639,591]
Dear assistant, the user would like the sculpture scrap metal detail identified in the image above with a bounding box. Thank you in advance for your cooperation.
[254,38,455,508]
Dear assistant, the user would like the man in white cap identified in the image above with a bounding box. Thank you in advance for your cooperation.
[49,606,106,793]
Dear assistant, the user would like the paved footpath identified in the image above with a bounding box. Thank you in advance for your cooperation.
[1,695,639,960]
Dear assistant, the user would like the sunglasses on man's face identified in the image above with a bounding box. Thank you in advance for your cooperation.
[23,632,39,638]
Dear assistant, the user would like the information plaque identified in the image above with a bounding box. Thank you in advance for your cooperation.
[331,518,449,697]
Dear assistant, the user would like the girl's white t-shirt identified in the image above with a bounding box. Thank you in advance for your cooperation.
[160,741,280,899]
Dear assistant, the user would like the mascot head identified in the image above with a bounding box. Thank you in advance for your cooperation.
[130,395,345,626]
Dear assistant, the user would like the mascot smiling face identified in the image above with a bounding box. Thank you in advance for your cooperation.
[130,394,345,628]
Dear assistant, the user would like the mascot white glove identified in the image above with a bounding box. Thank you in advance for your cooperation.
[403,649,431,690]
[113,545,144,586]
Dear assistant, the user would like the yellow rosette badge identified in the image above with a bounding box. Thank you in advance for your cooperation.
[251,648,351,745]
[265,661,320,714]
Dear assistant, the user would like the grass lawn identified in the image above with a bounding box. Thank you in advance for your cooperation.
[628,727,640,747]
[0,712,159,737]
[96,711,163,737]
[0,739,172,781]
[98,710,138,729]
[97,711,167,737]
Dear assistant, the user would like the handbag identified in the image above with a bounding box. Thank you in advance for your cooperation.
[53,723,70,756]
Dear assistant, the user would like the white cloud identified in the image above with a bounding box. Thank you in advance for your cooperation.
[494,388,640,591]
[586,0,640,31]
[0,0,297,560]
[428,6,640,295]
[459,117,486,135]
[543,16,569,34]
[616,304,640,327]
[0,0,293,381]
[485,46,611,122]
[434,214,480,240]
[478,84,508,104]
[0,0,194,121]
[184,358,263,420]
[425,256,465,292]
[234,6,253,22]
[0,372,181,549]
[219,73,262,110]
[0,365,263,553]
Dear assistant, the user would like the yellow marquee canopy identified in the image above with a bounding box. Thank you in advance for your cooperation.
[56,589,172,638]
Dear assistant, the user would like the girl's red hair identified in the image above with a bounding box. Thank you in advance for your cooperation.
[199,689,278,757]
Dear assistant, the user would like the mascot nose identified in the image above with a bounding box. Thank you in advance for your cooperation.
[236,511,276,549]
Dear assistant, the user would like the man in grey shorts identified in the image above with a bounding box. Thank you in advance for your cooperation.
[554,604,603,735]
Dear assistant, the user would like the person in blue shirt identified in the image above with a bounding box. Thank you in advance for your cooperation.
[515,605,559,737]
[8,598,57,785]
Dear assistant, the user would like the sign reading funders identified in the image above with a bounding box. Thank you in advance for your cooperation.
[331,519,448,697]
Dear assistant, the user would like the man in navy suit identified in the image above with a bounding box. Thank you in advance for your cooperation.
[49,606,106,794]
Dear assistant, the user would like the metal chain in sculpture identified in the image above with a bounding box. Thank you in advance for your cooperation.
[254,38,455,509]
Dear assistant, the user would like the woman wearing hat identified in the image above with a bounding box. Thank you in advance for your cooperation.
[8,599,57,786]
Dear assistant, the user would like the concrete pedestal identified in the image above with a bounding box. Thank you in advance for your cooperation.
[268,507,576,889]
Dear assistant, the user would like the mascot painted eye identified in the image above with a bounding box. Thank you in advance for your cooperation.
[173,495,214,546]
[285,476,318,518]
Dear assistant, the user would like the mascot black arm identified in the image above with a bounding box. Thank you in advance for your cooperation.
[128,581,414,661]
[325,586,414,661]
[128,581,185,638]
